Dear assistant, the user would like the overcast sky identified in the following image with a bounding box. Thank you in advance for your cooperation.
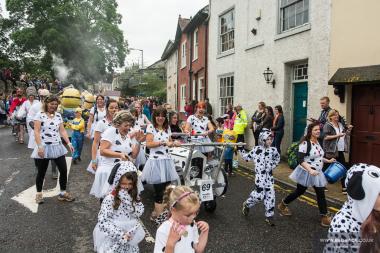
[0,0,209,68]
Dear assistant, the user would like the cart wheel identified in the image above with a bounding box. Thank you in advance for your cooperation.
[203,199,217,213]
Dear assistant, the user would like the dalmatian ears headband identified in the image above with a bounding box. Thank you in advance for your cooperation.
[108,161,138,186]
[346,163,380,222]
[259,129,272,144]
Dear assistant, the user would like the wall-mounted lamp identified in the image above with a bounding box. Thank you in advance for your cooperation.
[263,67,276,88]
[251,27,257,35]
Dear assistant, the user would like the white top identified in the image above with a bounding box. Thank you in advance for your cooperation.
[90,106,106,123]
[154,219,199,253]
[99,126,133,166]
[146,124,171,159]
[187,115,209,139]
[22,100,40,122]
[134,113,149,129]
[299,141,325,171]
[333,125,345,152]
[34,112,63,144]
[28,101,42,123]
[94,118,112,138]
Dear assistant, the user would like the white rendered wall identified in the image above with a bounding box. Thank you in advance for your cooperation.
[208,0,331,152]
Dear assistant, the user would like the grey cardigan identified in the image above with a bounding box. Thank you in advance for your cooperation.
[322,122,350,153]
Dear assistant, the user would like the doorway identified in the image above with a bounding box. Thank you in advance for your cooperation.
[293,82,308,142]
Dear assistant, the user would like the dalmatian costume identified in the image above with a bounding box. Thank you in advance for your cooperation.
[239,129,280,218]
[94,161,145,253]
[141,124,179,184]
[324,163,380,253]
[186,114,214,153]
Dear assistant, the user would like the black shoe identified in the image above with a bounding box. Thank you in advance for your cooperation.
[73,159,77,165]
[77,157,81,162]
[265,217,275,226]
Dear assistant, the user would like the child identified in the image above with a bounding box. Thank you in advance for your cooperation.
[222,127,237,177]
[94,161,145,253]
[240,129,280,226]
[154,186,209,253]
[70,107,85,164]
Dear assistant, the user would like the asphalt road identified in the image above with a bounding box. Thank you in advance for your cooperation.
[0,127,331,253]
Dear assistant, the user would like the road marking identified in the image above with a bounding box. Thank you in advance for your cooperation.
[12,157,72,213]
[0,158,19,161]
[234,168,340,213]
[0,170,20,197]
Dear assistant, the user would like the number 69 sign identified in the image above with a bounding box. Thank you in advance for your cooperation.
[199,180,214,202]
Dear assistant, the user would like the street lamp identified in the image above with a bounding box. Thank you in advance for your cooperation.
[263,67,276,88]
[129,48,144,69]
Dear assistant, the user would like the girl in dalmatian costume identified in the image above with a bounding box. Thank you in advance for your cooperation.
[239,129,281,226]
[93,161,145,253]
[184,101,215,154]
[324,163,380,253]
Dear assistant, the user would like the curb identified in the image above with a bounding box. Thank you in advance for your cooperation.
[238,164,345,209]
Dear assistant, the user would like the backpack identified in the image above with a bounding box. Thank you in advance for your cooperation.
[287,140,311,170]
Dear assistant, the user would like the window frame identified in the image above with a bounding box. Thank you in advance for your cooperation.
[193,29,199,61]
[198,77,205,101]
[218,73,234,116]
[181,41,187,69]
[218,7,235,54]
[180,84,186,112]
[278,0,309,34]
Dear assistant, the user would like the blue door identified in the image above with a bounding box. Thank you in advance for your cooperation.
[293,82,308,142]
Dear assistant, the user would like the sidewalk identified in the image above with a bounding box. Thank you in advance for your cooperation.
[237,156,347,206]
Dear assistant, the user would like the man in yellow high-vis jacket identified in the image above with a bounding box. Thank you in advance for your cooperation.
[233,103,248,150]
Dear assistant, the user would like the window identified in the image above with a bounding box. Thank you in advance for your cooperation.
[279,0,309,33]
[181,41,187,68]
[198,78,205,101]
[219,75,234,115]
[219,9,235,53]
[180,84,186,112]
[193,29,199,60]
[293,63,308,81]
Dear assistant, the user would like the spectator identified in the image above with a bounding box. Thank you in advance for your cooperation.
[261,106,274,130]
[322,109,353,194]
[232,103,248,150]
[271,105,285,154]
[143,100,152,122]
[0,93,6,127]
[205,98,213,116]
[168,111,182,141]
[225,103,234,120]
[184,100,194,119]
[251,102,266,146]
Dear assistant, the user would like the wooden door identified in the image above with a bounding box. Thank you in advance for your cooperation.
[351,85,380,166]
[293,82,308,142]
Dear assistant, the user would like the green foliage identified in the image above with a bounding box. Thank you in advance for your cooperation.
[2,0,127,83]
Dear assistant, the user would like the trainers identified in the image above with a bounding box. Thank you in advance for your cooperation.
[35,193,44,204]
[77,157,81,162]
[73,159,77,165]
[52,172,58,179]
[242,201,249,216]
[321,215,331,227]
[265,217,275,226]
[342,188,347,195]
[277,200,292,216]
[230,172,236,177]
[58,192,75,202]
[324,187,329,192]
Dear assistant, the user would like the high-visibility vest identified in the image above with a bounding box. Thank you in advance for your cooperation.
[233,109,248,134]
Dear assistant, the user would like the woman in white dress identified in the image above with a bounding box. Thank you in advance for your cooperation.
[90,111,144,201]
[133,101,150,132]
[86,95,106,139]
[21,87,41,149]
[185,101,215,154]
[88,99,119,174]
[141,106,180,219]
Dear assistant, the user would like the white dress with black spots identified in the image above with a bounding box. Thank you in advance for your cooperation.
[94,192,144,253]
[289,141,327,187]
[187,115,214,153]
[31,112,67,159]
[87,118,113,174]
[154,219,199,253]
[90,127,134,198]
[141,124,179,184]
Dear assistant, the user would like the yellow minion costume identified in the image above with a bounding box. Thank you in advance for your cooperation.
[70,107,85,162]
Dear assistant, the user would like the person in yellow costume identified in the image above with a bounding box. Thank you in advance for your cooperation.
[70,107,85,164]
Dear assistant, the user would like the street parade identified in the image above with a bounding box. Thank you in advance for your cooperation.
[1,0,380,253]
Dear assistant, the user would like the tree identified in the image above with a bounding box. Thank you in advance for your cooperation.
[4,0,127,84]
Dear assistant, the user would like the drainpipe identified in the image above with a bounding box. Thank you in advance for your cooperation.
[189,31,193,101]
[204,16,209,101]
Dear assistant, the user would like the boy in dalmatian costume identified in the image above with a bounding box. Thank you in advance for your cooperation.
[324,163,380,253]
[239,129,281,226]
